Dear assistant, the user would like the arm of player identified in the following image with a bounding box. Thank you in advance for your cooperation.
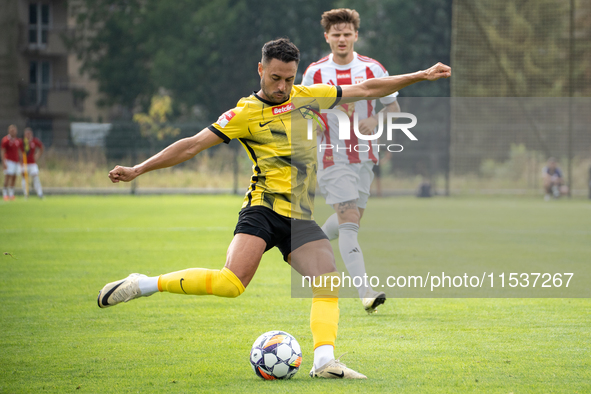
[108,129,223,183]
[340,63,451,104]
[1,148,5,170]
[357,101,401,136]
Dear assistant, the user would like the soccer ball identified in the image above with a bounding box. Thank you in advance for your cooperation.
[250,330,302,380]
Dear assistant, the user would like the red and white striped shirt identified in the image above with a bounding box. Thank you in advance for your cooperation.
[302,52,398,170]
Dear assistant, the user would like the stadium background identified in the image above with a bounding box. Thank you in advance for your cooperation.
[1,0,589,197]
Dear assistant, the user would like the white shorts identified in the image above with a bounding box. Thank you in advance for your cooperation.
[21,163,39,176]
[3,160,19,175]
[317,161,375,208]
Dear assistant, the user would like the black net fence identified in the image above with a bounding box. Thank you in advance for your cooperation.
[450,0,591,196]
[3,0,590,198]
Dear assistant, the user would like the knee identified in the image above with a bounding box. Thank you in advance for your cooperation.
[216,267,246,298]
[312,272,340,298]
[221,286,244,298]
[337,209,360,225]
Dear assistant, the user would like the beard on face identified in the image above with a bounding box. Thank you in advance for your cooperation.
[260,78,287,104]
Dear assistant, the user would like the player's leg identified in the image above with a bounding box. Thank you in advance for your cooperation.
[21,164,29,198]
[331,162,385,312]
[333,199,367,296]
[317,166,341,240]
[333,198,384,313]
[318,168,371,241]
[289,237,366,379]
[97,207,278,308]
[318,165,367,295]
[7,174,16,200]
[320,212,339,240]
[20,175,28,198]
[158,233,264,295]
[551,176,561,197]
[543,175,552,200]
[2,169,8,200]
[4,161,17,200]
[97,233,265,308]
[30,165,43,198]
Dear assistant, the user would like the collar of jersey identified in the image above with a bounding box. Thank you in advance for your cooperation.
[329,52,358,69]
[253,91,291,107]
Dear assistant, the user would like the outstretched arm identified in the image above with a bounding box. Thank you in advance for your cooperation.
[108,128,223,183]
[340,63,451,103]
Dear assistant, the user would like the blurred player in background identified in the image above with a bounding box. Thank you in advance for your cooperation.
[20,127,44,199]
[302,9,399,313]
[1,125,22,201]
[542,157,567,200]
[98,38,450,379]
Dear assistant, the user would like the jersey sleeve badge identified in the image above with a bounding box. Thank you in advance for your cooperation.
[217,110,236,128]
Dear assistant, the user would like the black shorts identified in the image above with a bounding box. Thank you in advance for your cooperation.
[234,206,328,262]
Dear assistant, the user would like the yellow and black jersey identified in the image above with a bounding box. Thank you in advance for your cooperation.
[208,84,342,220]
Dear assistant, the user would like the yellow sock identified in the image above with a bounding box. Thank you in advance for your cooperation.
[158,267,245,298]
[310,272,340,349]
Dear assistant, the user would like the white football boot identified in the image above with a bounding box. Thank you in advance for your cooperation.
[310,356,367,379]
[362,289,386,314]
[97,273,150,308]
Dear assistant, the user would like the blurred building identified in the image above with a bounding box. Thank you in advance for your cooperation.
[0,0,108,147]
[67,0,111,124]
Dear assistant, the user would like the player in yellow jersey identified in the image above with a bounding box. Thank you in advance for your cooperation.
[98,38,450,379]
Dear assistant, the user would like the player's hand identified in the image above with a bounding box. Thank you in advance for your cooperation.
[424,62,451,81]
[357,117,379,135]
[108,165,138,183]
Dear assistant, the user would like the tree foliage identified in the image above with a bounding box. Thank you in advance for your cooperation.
[339,0,452,97]
[71,0,453,120]
[133,94,180,141]
[452,0,590,97]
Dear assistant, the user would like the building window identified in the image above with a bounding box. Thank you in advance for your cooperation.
[29,3,50,47]
[29,60,51,106]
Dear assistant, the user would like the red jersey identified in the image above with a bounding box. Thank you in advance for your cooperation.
[21,137,43,164]
[1,135,22,162]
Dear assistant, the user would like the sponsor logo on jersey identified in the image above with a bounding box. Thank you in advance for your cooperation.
[336,72,351,79]
[217,110,236,128]
[272,103,295,115]
[355,76,365,84]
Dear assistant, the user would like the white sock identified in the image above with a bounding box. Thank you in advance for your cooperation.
[2,188,6,198]
[338,223,370,299]
[33,175,43,197]
[8,188,14,197]
[138,276,160,296]
[321,213,339,241]
[21,178,28,197]
[314,345,335,369]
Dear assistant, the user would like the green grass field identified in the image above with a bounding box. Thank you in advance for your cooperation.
[1,195,590,393]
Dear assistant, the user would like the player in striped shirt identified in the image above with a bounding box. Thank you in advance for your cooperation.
[302,8,399,313]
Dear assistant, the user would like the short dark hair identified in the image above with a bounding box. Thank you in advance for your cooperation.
[261,38,300,65]
[321,8,360,32]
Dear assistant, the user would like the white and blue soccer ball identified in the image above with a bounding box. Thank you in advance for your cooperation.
[250,330,302,380]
